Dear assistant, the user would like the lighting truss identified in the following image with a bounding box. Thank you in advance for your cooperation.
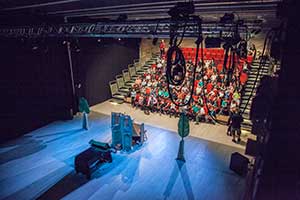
[0,19,262,38]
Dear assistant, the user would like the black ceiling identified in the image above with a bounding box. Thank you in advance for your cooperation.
[0,0,281,26]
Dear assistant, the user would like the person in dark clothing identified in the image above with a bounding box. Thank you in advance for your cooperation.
[228,109,244,143]
[226,111,232,136]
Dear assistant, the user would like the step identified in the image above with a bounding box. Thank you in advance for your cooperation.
[243,119,252,126]
[119,88,130,93]
[112,94,125,100]
[241,126,252,132]
[248,74,266,78]
[109,98,124,104]
[241,129,252,137]
[240,100,253,107]
[240,103,252,109]
[251,65,270,70]
[245,87,257,92]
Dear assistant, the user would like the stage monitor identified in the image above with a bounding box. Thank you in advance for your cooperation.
[205,37,221,48]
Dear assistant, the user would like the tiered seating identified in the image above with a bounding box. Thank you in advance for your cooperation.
[181,48,225,62]
[128,48,253,123]
[109,53,160,103]
[181,47,253,73]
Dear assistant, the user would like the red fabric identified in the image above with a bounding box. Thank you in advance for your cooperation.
[217,64,223,73]
[217,98,221,107]
[240,72,248,85]
[206,83,213,93]
[159,41,165,49]
[145,87,151,95]
[193,95,198,102]
[135,93,140,101]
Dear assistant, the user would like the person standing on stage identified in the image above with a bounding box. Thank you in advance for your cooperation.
[228,109,244,143]
[159,39,165,57]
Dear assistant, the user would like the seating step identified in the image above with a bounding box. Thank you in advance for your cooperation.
[112,94,125,100]
[242,119,252,126]
[109,98,124,104]
[241,126,252,132]
[119,88,130,93]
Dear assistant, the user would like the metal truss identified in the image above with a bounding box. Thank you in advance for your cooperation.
[0,19,261,38]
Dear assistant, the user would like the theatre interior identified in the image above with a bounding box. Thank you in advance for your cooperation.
[0,0,299,200]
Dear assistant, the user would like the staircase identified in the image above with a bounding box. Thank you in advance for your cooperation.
[109,53,160,103]
[239,59,271,133]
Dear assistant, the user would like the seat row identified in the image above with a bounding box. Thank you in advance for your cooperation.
[109,53,159,102]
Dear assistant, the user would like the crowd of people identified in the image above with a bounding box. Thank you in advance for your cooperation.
[129,48,249,126]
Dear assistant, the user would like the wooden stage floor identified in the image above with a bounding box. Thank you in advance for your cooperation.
[0,106,247,200]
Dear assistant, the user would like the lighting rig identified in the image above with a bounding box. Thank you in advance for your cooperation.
[0,20,260,39]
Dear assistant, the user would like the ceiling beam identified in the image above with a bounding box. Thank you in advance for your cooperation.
[0,19,262,38]
[1,0,80,11]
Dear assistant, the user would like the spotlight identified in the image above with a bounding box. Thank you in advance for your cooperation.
[168,2,195,20]
[31,40,39,50]
[118,38,121,41]
[74,39,80,52]
[220,13,235,23]
[63,40,67,45]
[117,14,128,22]
[32,46,38,50]
[97,39,101,42]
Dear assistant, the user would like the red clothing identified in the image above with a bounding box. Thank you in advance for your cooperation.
[135,93,140,101]
[207,68,213,78]
[194,80,200,87]
[206,83,213,93]
[217,98,221,107]
[145,87,151,95]
[159,41,165,50]
[217,64,223,73]
[240,72,248,85]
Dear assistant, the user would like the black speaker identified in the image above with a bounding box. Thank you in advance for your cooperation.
[245,138,258,157]
[229,152,249,176]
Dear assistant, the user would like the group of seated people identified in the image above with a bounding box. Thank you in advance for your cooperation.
[129,49,250,124]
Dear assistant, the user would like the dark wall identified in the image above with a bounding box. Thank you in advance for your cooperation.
[0,38,73,142]
[72,38,140,106]
[0,37,140,142]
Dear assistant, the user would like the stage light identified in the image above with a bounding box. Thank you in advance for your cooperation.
[32,46,38,50]
[220,13,235,23]
[168,2,195,20]
[74,39,80,52]
[118,38,121,41]
[97,39,101,42]
[117,14,128,22]
[63,40,67,45]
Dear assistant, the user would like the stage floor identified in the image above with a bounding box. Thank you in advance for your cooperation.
[0,106,247,200]
[91,100,249,149]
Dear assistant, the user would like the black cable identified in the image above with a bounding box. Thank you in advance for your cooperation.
[166,16,201,107]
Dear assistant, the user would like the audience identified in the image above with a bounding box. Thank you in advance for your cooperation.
[130,48,250,124]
